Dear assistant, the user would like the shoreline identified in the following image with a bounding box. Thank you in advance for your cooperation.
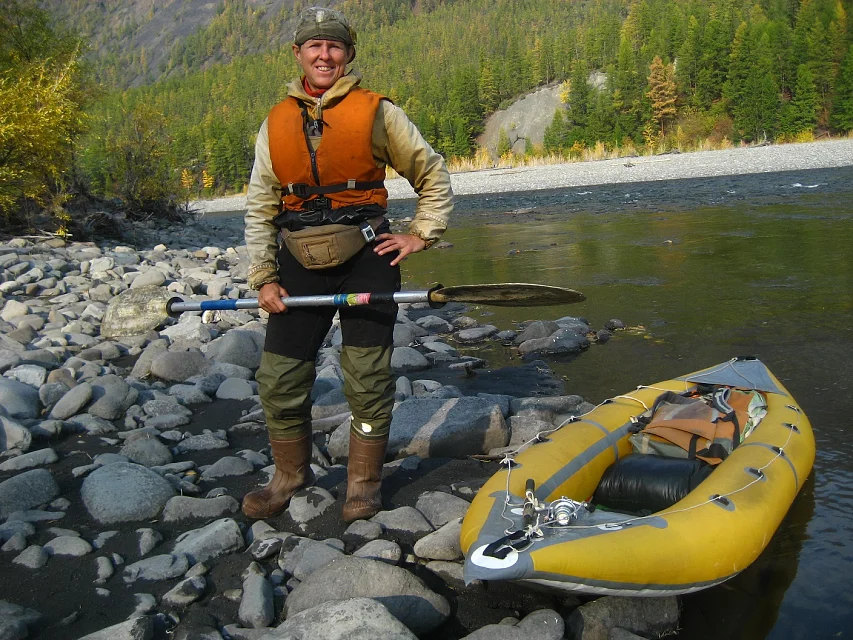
[191,138,853,214]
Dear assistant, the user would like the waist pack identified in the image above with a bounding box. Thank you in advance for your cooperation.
[628,388,766,465]
[280,218,381,270]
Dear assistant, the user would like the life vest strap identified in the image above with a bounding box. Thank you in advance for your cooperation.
[285,180,386,199]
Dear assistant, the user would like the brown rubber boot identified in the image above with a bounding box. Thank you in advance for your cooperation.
[242,433,315,519]
[342,432,388,523]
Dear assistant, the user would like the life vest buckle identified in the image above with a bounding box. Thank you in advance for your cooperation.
[287,182,312,198]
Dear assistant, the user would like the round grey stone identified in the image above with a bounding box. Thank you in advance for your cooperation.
[81,462,176,524]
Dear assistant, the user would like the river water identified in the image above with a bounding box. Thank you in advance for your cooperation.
[214,165,853,637]
[397,166,853,639]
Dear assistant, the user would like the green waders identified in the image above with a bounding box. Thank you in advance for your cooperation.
[243,345,395,521]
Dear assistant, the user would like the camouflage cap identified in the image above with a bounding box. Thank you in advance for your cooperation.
[294,7,357,47]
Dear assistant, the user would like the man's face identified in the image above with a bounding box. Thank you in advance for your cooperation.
[292,39,352,92]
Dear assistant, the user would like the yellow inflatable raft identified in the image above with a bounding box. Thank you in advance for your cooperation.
[460,358,814,596]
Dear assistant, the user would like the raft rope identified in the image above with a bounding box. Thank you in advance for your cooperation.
[494,360,801,548]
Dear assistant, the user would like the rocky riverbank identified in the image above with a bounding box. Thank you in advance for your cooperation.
[191,137,853,214]
[0,232,688,640]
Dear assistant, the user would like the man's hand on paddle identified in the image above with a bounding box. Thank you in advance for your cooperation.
[258,282,288,314]
[374,233,426,266]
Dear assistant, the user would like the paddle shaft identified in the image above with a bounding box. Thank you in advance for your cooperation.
[167,290,434,316]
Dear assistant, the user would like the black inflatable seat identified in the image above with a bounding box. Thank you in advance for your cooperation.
[593,453,714,514]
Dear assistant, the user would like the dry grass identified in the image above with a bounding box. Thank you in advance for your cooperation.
[384,133,848,180]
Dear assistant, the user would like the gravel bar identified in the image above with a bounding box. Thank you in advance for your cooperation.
[192,138,853,214]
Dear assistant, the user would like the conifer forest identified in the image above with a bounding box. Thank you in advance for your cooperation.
[2,0,852,225]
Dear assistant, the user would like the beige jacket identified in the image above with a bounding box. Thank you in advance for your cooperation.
[245,72,453,290]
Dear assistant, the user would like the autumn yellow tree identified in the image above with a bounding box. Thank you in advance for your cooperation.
[646,55,677,137]
[0,1,88,222]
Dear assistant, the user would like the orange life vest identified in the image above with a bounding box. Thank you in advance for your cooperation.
[267,87,389,212]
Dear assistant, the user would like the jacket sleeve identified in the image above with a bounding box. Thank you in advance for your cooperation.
[244,118,282,290]
[374,102,453,247]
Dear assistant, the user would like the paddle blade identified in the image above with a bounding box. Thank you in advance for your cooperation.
[430,283,585,307]
[101,286,174,338]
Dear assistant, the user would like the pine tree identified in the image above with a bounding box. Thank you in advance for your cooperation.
[782,64,820,134]
[676,15,702,106]
[830,45,853,132]
[478,61,499,114]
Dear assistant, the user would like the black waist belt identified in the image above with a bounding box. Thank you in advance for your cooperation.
[284,180,385,199]
[273,204,387,232]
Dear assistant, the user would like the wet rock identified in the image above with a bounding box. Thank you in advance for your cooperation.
[76,615,154,639]
[171,518,245,564]
[455,325,499,344]
[565,595,680,640]
[120,437,173,467]
[206,330,264,370]
[0,378,41,419]
[0,520,35,543]
[162,576,207,608]
[6,364,48,387]
[353,539,402,565]
[509,395,586,415]
[0,469,60,519]
[94,556,114,584]
[605,318,626,331]
[0,416,32,456]
[391,346,430,372]
[44,535,93,557]
[0,600,42,639]
[12,545,49,569]
[65,413,117,435]
[518,328,589,356]
[172,432,229,455]
[149,350,211,382]
[342,519,383,545]
[137,528,164,556]
[200,456,254,480]
[216,377,255,400]
[287,487,336,528]
[81,463,176,524]
[388,397,509,459]
[415,491,471,527]
[416,315,454,333]
[554,316,591,334]
[278,537,345,581]
[425,560,465,584]
[413,517,463,560]
[370,506,433,536]
[239,562,273,628]
[161,496,239,522]
[266,597,417,639]
[123,553,190,583]
[285,557,450,636]
[88,375,135,420]
[513,320,560,344]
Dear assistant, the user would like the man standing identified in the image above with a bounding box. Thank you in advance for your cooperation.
[243,7,453,523]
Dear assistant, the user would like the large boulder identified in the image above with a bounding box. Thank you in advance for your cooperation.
[81,462,176,524]
[285,557,450,636]
[262,598,417,640]
[387,397,509,459]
